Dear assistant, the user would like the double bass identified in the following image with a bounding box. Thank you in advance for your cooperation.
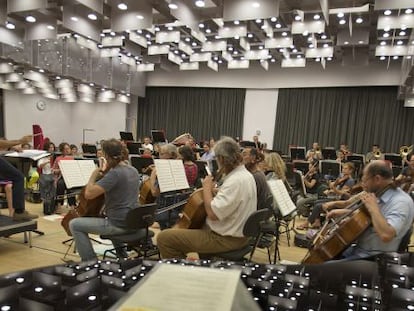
[174,188,206,229]
[302,186,391,264]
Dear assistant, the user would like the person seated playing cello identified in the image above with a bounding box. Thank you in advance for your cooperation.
[327,160,414,260]
[156,137,257,259]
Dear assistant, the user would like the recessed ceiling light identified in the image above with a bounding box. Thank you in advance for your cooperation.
[88,13,97,20]
[321,34,327,39]
[399,31,406,36]
[384,26,391,31]
[355,17,363,24]
[199,23,204,28]
[271,17,277,22]
[380,41,386,46]
[282,32,287,36]
[47,25,55,30]
[393,55,399,59]
[118,3,128,10]
[259,46,264,50]
[339,19,346,25]
[185,37,190,42]
[255,19,262,24]
[195,0,205,8]
[309,44,314,48]
[383,32,390,38]
[234,20,240,25]
[384,9,392,16]
[110,31,116,36]
[168,26,173,30]
[337,12,344,18]
[380,56,386,60]
[252,2,260,8]
[205,28,211,33]
[6,22,15,29]
[271,58,276,62]
[407,55,412,59]
[292,48,298,53]
[313,14,320,20]
[323,43,329,48]
[71,16,79,22]
[315,57,320,62]
[294,15,302,21]
[397,40,403,45]
[327,57,332,61]
[297,55,302,59]
[136,15,144,20]
[192,42,197,46]
[344,41,349,45]
[169,3,178,10]
[358,40,364,44]
[56,76,61,80]
[405,8,413,14]
[26,15,36,23]
[247,33,253,38]
[275,23,282,28]
[154,26,160,32]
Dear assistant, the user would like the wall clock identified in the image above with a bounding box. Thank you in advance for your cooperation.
[36,100,46,111]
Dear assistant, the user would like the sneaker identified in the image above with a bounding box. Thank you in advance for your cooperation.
[13,210,39,221]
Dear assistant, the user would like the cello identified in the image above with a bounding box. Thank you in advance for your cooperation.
[174,188,206,229]
[302,185,391,264]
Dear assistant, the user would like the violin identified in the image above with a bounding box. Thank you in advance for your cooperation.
[333,175,349,187]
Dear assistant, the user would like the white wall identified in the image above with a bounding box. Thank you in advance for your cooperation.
[4,91,127,147]
[147,61,402,89]
[243,89,278,148]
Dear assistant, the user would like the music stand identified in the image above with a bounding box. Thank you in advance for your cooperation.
[120,131,134,141]
[289,146,306,160]
[130,156,154,174]
[239,141,256,148]
[81,144,97,156]
[322,148,337,160]
[151,130,166,144]
[320,160,341,180]
[127,142,142,155]
[293,160,309,175]
[384,153,403,167]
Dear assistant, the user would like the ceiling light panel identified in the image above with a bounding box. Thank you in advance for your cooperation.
[218,25,247,39]
[291,20,325,35]
[148,45,170,55]
[377,15,414,30]
[137,63,155,72]
[305,47,334,58]
[155,31,180,44]
[281,58,306,67]
[265,37,294,49]
[223,0,279,22]
[202,40,227,52]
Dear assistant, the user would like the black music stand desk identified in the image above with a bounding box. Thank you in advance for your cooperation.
[0,215,37,247]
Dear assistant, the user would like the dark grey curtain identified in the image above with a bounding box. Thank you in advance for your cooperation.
[273,86,414,154]
[137,87,245,142]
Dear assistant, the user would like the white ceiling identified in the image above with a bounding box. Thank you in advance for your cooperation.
[0,0,413,101]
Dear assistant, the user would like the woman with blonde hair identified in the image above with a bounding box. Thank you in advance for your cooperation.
[265,152,287,181]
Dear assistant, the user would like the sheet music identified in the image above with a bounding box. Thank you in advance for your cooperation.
[116,264,241,311]
[58,160,96,189]
[267,179,297,217]
[154,159,189,193]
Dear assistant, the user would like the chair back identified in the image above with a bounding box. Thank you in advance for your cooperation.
[33,124,45,150]
[125,203,157,230]
[243,209,272,238]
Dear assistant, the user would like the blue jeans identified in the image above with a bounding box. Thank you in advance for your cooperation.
[69,217,130,261]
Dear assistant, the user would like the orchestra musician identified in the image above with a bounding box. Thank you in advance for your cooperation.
[395,153,414,192]
[69,139,140,261]
[0,135,38,221]
[242,147,273,210]
[253,135,263,150]
[327,160,414,260]
[156,137,257,259]
[365,144,384,163]
[306,142,323,161]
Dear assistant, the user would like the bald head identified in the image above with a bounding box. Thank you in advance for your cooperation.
[364,160,393,180]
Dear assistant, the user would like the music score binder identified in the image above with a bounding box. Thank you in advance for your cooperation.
[58,160,97,189]
[267,179,296,217]
[154,159,189,193]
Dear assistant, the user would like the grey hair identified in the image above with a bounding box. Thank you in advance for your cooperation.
[161,143,178,159]
[214,136,242,173]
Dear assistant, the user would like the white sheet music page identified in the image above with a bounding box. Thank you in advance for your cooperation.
[117,264,240,311]
[267,179,297,217]
[58,160,85,188]
[77,160,97,182]
[6,149,50,161]
[154,159,189,193]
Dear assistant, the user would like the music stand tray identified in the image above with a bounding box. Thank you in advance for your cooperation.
[151,130,166,144]
[289,147,306,161]
[319,160,341,179]
[127,142,142,155]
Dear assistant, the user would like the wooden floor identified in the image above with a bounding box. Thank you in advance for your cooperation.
[0,201,309,275]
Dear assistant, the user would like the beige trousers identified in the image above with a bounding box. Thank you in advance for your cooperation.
[157,228,249,259]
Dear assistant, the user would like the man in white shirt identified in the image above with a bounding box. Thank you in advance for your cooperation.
[157,137,257,259]
[142,136,153,151]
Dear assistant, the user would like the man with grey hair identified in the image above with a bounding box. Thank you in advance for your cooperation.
[157,136,257,259]
[327,160,414,260]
